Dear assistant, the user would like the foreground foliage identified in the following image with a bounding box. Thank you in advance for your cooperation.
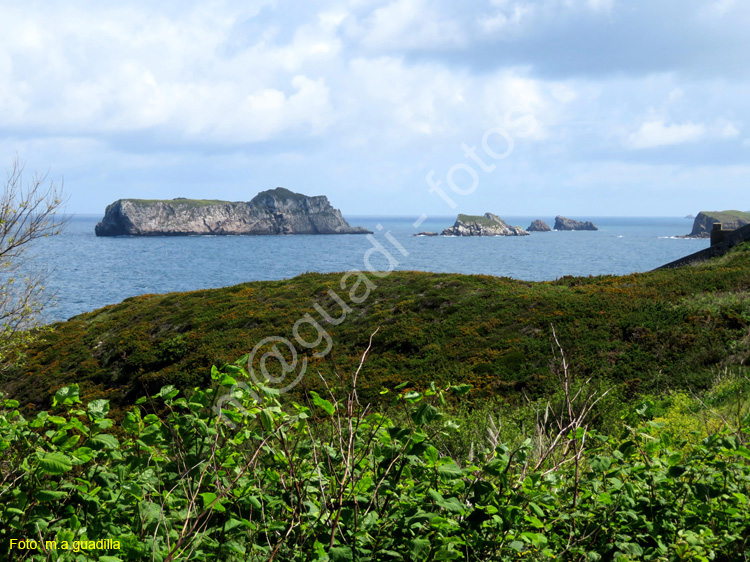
[2,354,750,561]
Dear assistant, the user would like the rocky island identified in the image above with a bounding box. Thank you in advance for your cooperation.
[527,219,551,232]
[554,216,599,231]
[681,210,750,238]
[95,188,371,236]
[441,213,529,236]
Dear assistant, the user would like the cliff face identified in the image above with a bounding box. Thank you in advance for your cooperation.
[686,211,750,238]
[95,188,371,236]
[441,213,529,236]
[554,216,598,231]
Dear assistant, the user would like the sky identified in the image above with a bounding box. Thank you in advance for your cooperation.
[1,0,748,217]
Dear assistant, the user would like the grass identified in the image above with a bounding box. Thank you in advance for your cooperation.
[700,210,750,224]
[121,188,312,208]
[456,213,506,227]
[123,198,231,207]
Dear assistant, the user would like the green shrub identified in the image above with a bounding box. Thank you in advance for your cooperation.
[3,356,750,560]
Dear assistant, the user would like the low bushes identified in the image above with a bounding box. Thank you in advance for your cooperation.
[2,354,750,561]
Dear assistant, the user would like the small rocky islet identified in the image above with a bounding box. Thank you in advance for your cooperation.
[414,214,598,236]
[441,213,529,236]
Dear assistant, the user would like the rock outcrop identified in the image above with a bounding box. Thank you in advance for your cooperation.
[441,213,529,236]
[682,211,750,238]
[527,219,551,232]
[95,188,371,236]
[554,216,599,231]
[413,232,439,237]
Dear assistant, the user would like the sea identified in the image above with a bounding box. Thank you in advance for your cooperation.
[31,215,707,324]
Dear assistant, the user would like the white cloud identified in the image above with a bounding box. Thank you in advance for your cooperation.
[355,0,465,50]
[714,119,740,139]
[627,117,741,149]
[586,0,615,12]
[346,56,469,138]
[478,3,531,34]
[0,3,339,143]
[627,120,706,149]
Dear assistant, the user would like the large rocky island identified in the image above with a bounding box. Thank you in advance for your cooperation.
[682,210,750,238]
[441,213,529,236]
[95,188,371,236]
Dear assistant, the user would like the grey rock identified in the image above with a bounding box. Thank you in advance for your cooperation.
[553,216,599,231]
[441,213,529,236]
[95,188,371,236]
[527,219,551,232]
[413,232,439,236]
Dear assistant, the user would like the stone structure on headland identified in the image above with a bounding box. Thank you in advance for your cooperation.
[658,222,750,270]
[441,213,529,236]
[553,216,599,231]
[95,188,372,236]
[527,219,551,232]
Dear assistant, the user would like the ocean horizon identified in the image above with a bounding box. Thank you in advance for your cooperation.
[32,214,707,323]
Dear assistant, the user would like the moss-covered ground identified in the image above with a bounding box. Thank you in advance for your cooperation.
[4,242,750,415]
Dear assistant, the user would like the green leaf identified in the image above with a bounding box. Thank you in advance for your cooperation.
[310,391,335,416]
[87,434,119,450]
[524,515,544,529]
[38,452,73,475]
[201,492,218,507]
[424,446,439,464]
[122,412,140,433]
[328,546,353,562]
[436,460,463,478]
[450,384,472,395]
[73,447,94,463]
[410,538,430,559]
[87,399,110,420]
[200,493,226,512]
[122,482,143,499]
[528,502,545,518]
[35,490,68,502]
[260,409,275,431]
[411,403,438,426]
[218,373,237,387]
[52,385,81,408]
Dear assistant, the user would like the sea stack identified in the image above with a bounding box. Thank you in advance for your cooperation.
[95,188,371,236]
[553,216,599,231]
[527,219,551,232]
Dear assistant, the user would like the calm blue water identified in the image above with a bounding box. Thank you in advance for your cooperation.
[33,215,706,323]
